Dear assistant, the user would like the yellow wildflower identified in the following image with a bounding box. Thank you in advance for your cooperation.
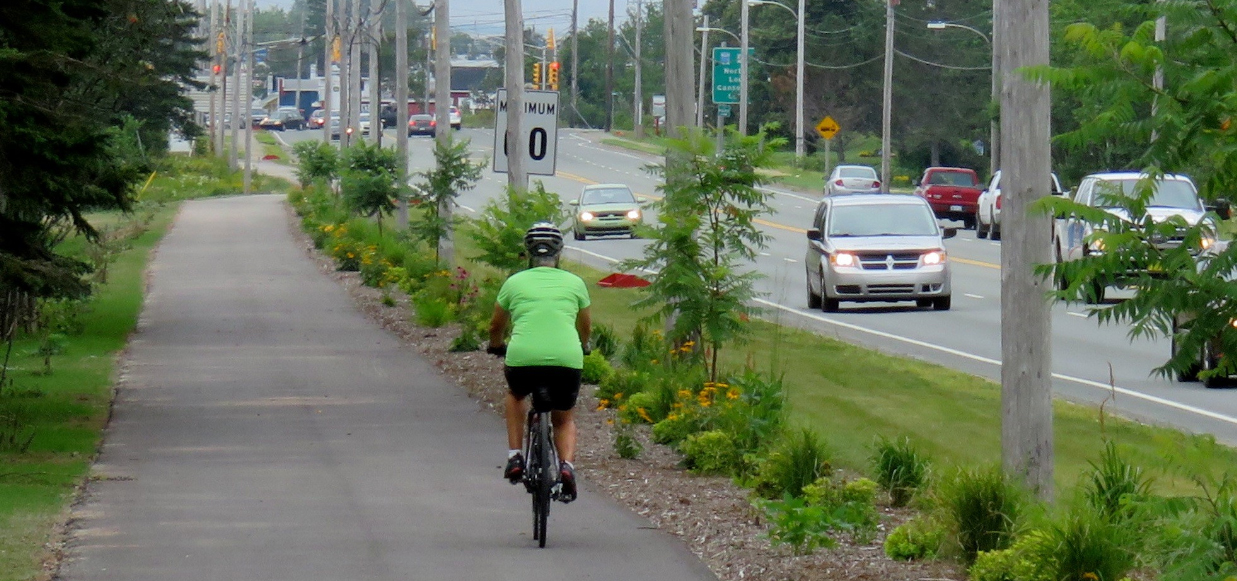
[1081,574,1098,581]
[700,400,712,408]
[726,389,740,400]
[618,404,627,412]
[672,402,683,409]
[596,399,610,411]
[651,359,659,365]
[715,383,729,389]
[667,412,678,421]
[637,407,653,423]
[678,390,692,399]
[346,252,355,259]
[606,418,614,425]
[613,392,624,400]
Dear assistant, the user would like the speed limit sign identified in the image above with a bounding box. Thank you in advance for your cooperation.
[493,89,559,176]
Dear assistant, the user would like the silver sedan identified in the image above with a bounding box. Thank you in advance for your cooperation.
[824,164,882,196]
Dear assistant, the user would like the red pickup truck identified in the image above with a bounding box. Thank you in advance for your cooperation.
[913,167,983,229]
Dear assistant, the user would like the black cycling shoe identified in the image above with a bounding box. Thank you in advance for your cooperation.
[504,453,525,484]
[558,462,577,503]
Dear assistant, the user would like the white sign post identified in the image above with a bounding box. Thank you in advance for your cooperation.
[493,89,559,176]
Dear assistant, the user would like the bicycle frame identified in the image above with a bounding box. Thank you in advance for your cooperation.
[523,387,559,547]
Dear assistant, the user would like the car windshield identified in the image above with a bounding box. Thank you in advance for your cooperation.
[1093,178,1201,210]
[928,171,977,186]
[252,109,265,116]
[582,188,636,205]
[828,203,939,237]
[838,167,876,179]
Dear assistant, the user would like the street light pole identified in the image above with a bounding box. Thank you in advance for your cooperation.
[749,0,803,160]
[927,21,996,173]
[696,16,709,128]
[880,0,893,188]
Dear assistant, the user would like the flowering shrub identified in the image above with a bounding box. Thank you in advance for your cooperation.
[884,517,944,561]
[325,225,363,271]
[680,430,743,475]
[413,296,454,327]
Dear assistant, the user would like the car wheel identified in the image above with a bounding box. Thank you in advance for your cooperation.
[975,213,989,238]
[916,298,933,308]
[806,271,822,309]
[932,295,952,311]
[820,274,840,312]
[1171,334,1201,382]
[990,219,1002,241]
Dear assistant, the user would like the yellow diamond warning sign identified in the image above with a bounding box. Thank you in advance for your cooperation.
[816,116,840,140]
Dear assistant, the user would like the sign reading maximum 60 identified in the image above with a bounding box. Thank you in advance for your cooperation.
[493,89,559,176]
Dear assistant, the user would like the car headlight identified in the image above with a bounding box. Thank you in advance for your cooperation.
[831,252,858,268]
[627,209,641,220]
[922,250,946,266]
[579,211,595,222]
[1202,235,1217,251]
[1087,238,1105,253]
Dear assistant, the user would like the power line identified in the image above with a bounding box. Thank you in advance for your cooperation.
[894,48,990,70]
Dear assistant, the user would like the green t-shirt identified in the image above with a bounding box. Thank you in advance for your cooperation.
[497,267,591,368]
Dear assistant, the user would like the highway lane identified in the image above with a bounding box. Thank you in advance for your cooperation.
[278,127,1237,444]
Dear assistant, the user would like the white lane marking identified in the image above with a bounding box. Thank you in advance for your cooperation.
[567,243,1237,429]
[757,186,817,203]
[783,258,798,263]
[458,203,476,213]
[1068,311,1089,318]
[759,252,771,256]
[964,293,984,299]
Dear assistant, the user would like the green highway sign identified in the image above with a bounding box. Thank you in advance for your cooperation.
[712,47,753,105]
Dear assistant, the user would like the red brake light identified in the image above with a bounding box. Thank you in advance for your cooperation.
[872,181,881,188]
[835,179,844,186]
[995,194,1002,210]
[430,120,436,126]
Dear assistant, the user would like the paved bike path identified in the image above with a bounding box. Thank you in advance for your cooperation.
[59,194,717,580]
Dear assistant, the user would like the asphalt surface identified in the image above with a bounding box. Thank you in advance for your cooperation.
[59,194,717,580]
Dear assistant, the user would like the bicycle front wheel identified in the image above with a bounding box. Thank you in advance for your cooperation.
[535,414,552,548]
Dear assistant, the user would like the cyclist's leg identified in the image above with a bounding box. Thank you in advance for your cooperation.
[550,409,576,464]
[503,366,536,482]
[505,391,527,450]
[546,366,582,464]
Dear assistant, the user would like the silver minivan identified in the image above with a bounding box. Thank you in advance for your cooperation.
[805,194,956,311]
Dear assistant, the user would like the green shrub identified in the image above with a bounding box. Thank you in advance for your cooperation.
[884,517,944,561]
[968,549,1017,581]
[292,140,338,188]
[414,296,454,327]
[1083,440,1152,521]
[760,494,836,555]
[448,327,482,352]
[613,420,642,459]
[939,466,1028,565]
[680,430,743,475]
[591,322,621,358]
[713,369,786,454]
[620,322,665,369]
[754,428,831,499]
[595,367,648,404]
[581,351,614,385]
[1020,507,1136,581]
[620,391,658,424]
[652,408,704,447]
[801,476,880,541]
[467,182,566,273]
[872,436,931,507]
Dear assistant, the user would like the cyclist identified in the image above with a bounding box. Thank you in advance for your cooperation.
[488,222,591,503]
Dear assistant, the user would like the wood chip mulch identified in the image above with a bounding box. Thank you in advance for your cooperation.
[285,204,965,581]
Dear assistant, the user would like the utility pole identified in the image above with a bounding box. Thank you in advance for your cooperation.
[663,0,692,138]
[999,0,1054,501]
[243,0,254,194]
[880,0,894,188]
[368,0,382,146]
[633,0,643,137]
[217,0,229,157]
[696,15,708,128]
[570,0,579,115]
[1152,7,1165,141]
[739,0,749,135]
[990,0,1001,174]
[295,1,306,116]
[794,0,804,159]
[434,0,452,263]
[323,0,335,143]
[605,0,615,131]
[349,0,363,148]
[210,0,220,155]
[396,0,410,228]
[230,0,242,171]
[424,28,432,111]
[246,0,258,194]
[503,0,527,190]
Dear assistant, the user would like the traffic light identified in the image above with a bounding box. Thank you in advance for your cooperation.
[212,63,221,75]
[548,62,560,91]
[532,62,542,87]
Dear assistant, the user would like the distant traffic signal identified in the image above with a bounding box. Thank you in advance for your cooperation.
[532,62,542,87]
[548,62,560,91]
[212,64,222,75]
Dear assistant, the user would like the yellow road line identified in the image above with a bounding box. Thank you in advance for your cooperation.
[555,170,1001,270]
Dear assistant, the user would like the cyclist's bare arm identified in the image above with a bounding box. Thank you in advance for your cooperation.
[490,304,510,347]
[576,306,591,350]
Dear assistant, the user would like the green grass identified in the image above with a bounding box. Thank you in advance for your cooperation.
[254,131,291,166]
[0,209,174,580]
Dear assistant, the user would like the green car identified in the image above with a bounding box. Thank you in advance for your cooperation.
[570,184,646,240]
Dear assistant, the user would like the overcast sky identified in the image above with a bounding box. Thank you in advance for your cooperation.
[252,0,625,35]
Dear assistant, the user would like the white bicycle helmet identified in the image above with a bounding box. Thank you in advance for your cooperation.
[524,222,564,257]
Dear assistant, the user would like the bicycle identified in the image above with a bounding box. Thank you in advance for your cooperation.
[488,345,565,548]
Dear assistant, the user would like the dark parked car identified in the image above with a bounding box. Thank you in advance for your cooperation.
[379,105,397,129]
[258,108,304,131]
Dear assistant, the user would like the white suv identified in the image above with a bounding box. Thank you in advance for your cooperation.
[975,171,1066,240]
[449,106,462,130]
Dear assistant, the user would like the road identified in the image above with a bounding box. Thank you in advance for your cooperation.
[281,126,1237,445]
[59,194,717,580]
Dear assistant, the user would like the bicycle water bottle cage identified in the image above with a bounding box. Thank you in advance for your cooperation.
[531,386,555,413]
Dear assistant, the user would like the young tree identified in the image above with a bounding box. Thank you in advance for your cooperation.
[340,141,400,235]
[624,126,783,381]
[1033,0,1237,381]
[410,137,483,263]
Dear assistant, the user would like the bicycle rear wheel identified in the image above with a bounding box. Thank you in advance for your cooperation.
[534,413,552,547]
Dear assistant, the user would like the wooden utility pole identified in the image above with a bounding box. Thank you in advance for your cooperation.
[368,0,382,146]
[880,0,893,188]
[323,0,335,143]
[503,0,526,190]
[349,0,363,147]
[604,0,615,131]
[696,15,708,129]
[570,0,579,116]
[229,0,241,171]
[633,0,643,137]
[216,0,228,157]
[434,0,452,264]
[243,0,254,193]
[663,0,692,138]
[209,0,219,155]
[396,0,410,227]
[999,0,1054,500]
[295,1,306,116]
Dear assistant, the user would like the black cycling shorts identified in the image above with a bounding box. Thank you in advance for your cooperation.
[504,366,582,411]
